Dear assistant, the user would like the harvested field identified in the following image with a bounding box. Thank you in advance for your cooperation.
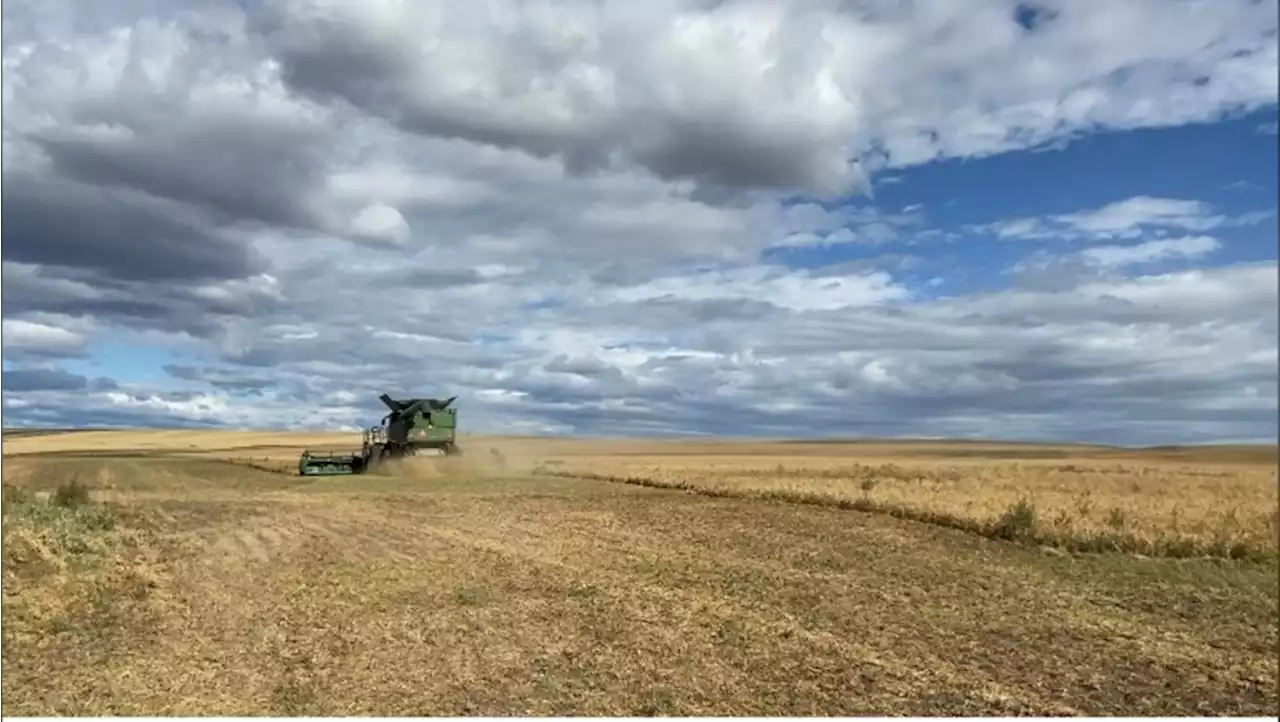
[2,430,1277,715]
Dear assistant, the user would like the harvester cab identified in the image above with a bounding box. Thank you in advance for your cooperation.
[298,392,462,476]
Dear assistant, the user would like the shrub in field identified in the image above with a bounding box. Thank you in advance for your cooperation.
[2,484,34,506]
[52,478,92,508]
[989,499,1038,541]
[2,475,162,650]
[3,480,118,571]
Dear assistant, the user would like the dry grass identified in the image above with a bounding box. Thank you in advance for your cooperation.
[2,430,1277,715]
[542,445,1280,561]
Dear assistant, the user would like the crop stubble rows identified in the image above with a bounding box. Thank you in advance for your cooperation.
[1,432,1277,715]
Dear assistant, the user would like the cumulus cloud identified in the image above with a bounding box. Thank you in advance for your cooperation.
[1,317,92,361]
[246,0,1279,192]
[1,0,1277,444]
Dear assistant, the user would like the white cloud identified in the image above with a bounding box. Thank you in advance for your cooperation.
[348,203,411,246]
[1,0,1276,444]
[1058,197,1225,238]
[1079,235,1221,269]
[976,195,1272,242]
[326,164,496,210]
[1,317,91,359]
[600,265,910,311]
[240,0,1279,193]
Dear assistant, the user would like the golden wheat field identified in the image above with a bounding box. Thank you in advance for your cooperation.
[2,429,1277,715]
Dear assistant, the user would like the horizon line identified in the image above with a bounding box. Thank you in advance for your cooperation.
[2,425,1275,451]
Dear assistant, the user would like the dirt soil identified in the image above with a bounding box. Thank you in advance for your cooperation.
[2,432,1277,715]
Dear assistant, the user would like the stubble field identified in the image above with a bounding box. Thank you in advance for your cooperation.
[2,429,1277,715]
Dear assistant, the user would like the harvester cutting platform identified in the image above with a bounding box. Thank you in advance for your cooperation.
[298,393,461,476]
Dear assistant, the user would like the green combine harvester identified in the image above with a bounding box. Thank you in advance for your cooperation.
[298,393,461,476]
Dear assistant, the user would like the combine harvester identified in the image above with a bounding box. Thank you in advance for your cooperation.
[298,393,461,476]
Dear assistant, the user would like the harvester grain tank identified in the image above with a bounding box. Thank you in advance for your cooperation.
[298,393,461,476]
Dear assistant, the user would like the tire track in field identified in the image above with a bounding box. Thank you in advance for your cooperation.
[297,500,453,564]
[192,496,449,569]
[201,520,294,567]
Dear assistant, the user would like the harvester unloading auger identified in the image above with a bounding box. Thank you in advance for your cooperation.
[298,393,461,476]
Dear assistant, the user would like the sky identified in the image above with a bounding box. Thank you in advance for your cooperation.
[1,0,1277,445]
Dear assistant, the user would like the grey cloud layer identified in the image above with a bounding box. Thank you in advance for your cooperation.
[249,0,1278,190]
[2,0,1277,443]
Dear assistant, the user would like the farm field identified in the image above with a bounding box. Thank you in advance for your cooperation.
[2,429,1277,715]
